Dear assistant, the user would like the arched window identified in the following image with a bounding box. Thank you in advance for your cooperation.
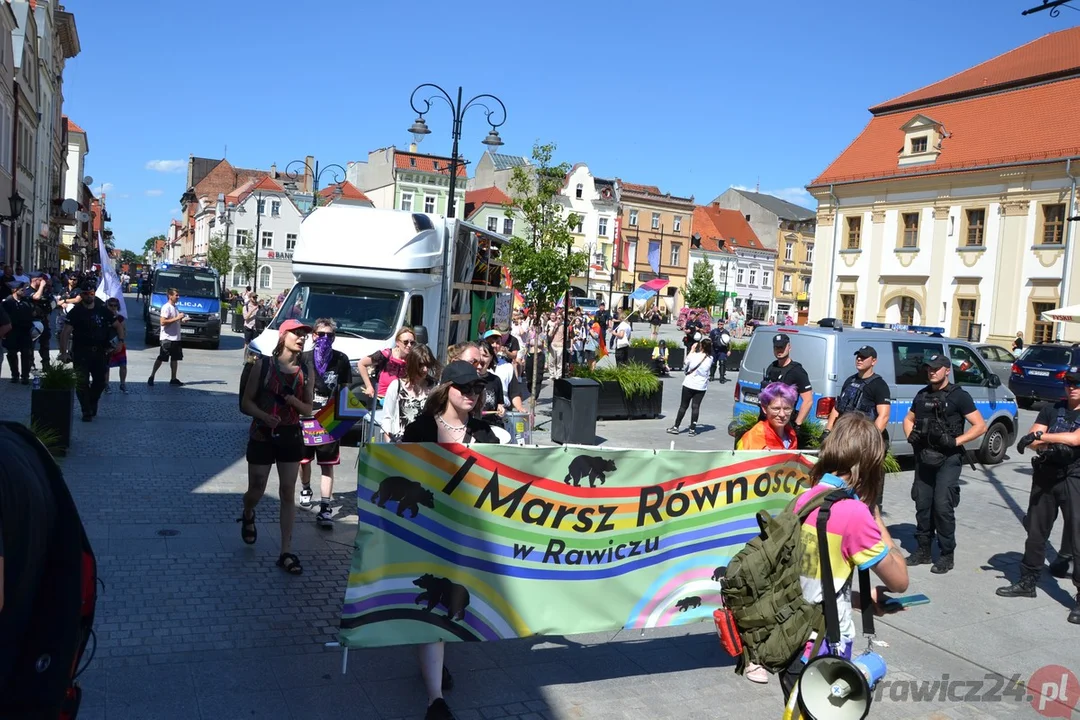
[900,296,916,325]
[231,264,249,288]
[258,265,272,290]
[575,183,583,199]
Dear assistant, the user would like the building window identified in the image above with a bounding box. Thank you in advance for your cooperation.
[840,293,855,326]
[673,215,682,232]
[900,296,915,325]
[629,209,638,227]
[487,216,498,232]
[965,209,986,247]
[424,196,436,213]
[911,136,928,154]
[669,243,681,266]
[271,200,281,217]
[805,244,814,263]
[802,277,811,294]
[257,199,266,215]
[901,212,920,248]
[235,229,249,248]
[258,265,272,289]
[231,265,249,287]
[575,183,583,199]
[286,233,297,250]
[782,274,792,293]
[762,270,771,287]
[748,269,757,286]
[433,161,440,170]
[261,230,273,249]
[1043,203,1066,245]
[573,217,584,234]
[1033,301,1055,344]
[598,217,608,236]
[651,212,660,229]
[956,298,977,340]
[503,217,513,235]
[401,193,413,211]
[784,241,794,261]
[736,267,745,284]
[847,216,862,250]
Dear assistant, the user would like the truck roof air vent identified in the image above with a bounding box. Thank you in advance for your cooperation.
[412,213,434,231]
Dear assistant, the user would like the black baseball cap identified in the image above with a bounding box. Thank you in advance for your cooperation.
[772,333,790,348]
[855,345,877,359]
[1065,366,1080,384]
[923,354,950,370]
[440,360,482,386]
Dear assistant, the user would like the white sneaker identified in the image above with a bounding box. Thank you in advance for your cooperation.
[299,485,313,508]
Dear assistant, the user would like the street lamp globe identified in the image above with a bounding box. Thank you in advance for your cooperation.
[408,117,431,144]
[481,128,504,150]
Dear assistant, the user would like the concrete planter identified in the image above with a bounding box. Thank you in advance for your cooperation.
[595,380,664,420]
[31,387,74,452]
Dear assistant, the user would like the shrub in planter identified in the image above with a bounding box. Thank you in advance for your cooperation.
[572,362,663,419]
[629,337,657,349]
[31,362,79,453]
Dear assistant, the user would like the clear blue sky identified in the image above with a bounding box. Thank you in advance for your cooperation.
[60,0,1075,253]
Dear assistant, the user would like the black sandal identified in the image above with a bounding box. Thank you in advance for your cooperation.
[276,552,303,575]
[237,510,256,544]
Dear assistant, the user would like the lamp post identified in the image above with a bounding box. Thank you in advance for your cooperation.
[584,240,594,296]
[283,159,347,212]
[407,84,507,352]
[0,191,24,264]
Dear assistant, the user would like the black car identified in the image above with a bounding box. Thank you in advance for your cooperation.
[1007,342,1080,408]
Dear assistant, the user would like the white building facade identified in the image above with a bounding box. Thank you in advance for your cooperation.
[347,145,466,217]
[223,176,301,297]
[559,164,617,301]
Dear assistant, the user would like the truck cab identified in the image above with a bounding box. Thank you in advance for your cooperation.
[143,264,223,349]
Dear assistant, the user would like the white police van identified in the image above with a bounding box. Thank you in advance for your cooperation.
[730,320,1019,463]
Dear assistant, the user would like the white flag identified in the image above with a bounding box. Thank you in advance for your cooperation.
[95,232,128,318]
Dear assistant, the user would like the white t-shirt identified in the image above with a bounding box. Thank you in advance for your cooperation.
[160,302,181,341]
[682,351,712,392]
[614,321,632,349]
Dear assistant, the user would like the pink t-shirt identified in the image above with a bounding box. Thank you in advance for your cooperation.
[376,352,407,397]
[793,475,887,644]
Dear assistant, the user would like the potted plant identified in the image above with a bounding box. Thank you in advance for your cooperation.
[573,362,663,420]
[31,362,79,454]
[725,339,749,370]
[628,337,657,365]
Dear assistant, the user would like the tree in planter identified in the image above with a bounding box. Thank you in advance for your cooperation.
[500,142,587,412]
[207,231,233,293]
[234,246,257,291]
[683,259,718,314]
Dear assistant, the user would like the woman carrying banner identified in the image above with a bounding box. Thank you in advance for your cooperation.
[238,319,314,575]
[737,382,799,451]
[378,343,439,442]
[401,360,509,720]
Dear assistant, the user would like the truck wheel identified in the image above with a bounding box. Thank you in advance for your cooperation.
[977,421,1008,465]
[209,340,220,350]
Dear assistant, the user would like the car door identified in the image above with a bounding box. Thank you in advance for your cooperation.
[887,339,945,457]
[977,345,1013,386]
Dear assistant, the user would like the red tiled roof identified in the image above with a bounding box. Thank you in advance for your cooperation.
[812,76,1080,186]
[692,205,767,252]
[395,151,468,177]
[621,181,661,194]
[871,26,1080,113]
[319,181,371,202]
[65,117,85,134]
[464,186,511,208]
[249,176,285,193]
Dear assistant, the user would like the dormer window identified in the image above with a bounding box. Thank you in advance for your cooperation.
[899,114,944,167]
[911,136,928,154]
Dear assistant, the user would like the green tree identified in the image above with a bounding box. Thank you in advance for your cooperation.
[500,141,587,408]
[142,234,166,256]
[119,249,139,266]
[234,246,257,289]
[207,232,232,291]
[684,258,718,311]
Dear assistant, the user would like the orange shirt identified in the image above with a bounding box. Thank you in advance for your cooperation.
[737,420,798,450]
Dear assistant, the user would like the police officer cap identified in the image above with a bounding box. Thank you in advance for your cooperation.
[855,345,877,359]
[772,333,790,348]
[1065,366,1080,384]
[922,353,950,370]
[80,279,97,292]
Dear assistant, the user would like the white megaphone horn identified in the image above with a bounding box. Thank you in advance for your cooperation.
[796,651,886,720]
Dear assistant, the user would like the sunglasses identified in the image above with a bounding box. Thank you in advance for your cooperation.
[856,355,873,361]
[400,339,416,346]
[315,331,334,337]
[453,383,484,396]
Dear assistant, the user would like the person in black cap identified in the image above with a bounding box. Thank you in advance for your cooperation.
[902,353,986,574]
[1,279,34,384]
[761,333,813,427]
[57,281,123,421]
[824,345,891,443]
[998,366,1080,623]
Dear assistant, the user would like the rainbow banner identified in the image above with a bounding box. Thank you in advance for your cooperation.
[339,444,813,647]
[303,388,367,446]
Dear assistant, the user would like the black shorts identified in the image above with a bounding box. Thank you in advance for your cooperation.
[243,327,256,343]
[302,440,340,466]
[246,425,305,465]
[158,339,183,362]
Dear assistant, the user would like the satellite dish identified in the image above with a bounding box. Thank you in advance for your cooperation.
[76,211,90,223]
[61,199,78,215]
[83,175,93,186]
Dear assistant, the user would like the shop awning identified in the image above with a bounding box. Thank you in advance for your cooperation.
[1041,304,1080,323]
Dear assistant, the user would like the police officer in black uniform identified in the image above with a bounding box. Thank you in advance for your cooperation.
[28,273,54,369]
[903,353,987,574]
[824,344,891,443]
[57,282,123,422]
[762,333,814,428]
[2,279,34,383]
[997,366,1080,624]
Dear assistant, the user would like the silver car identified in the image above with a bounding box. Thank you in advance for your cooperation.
[975,344,1017,386]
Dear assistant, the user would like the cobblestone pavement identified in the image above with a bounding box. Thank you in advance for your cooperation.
[1,298,1077,719]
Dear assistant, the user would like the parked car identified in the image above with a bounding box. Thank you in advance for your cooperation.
[730,320,1018,464]
[975,344,1017,387]
[1008,343,1080,409]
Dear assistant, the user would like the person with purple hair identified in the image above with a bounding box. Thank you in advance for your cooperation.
[738,382,799,451]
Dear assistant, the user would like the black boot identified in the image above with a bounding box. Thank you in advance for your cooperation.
[996,572,1038,598]
[906,541,932,566]
[1070,594,1080,625]
[1049,555,1072,579]
[931,553,954,574]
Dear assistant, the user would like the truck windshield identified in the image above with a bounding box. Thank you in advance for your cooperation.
[154,271,218,298]
[270,283,403,340]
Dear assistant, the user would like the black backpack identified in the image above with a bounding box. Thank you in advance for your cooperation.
[239,359,270,414]
[0,421,97,719]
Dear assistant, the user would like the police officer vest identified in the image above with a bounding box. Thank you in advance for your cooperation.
[1035,406,1080,478]
[836,373,879,420]
[912,384,966,452]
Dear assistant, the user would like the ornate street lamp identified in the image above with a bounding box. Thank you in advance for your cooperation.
[283,159,347,211]
[0,191,25,222]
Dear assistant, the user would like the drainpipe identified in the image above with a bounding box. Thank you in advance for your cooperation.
[1058,157,1079,341]
[825,184,841,321]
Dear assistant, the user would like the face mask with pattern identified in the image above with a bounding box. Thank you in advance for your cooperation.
[313,333,334,375]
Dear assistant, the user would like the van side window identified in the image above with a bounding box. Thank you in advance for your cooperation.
[409,295,424,328]
[948,345,987,387]
[892,341,944,384]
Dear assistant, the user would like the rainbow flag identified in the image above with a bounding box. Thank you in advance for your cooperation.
[303,388,366,445]
[592,321,607,359]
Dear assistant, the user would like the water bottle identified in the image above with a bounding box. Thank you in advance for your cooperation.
[31,370,41,391]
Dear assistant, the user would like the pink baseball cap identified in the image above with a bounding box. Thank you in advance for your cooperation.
[278,318,312,336]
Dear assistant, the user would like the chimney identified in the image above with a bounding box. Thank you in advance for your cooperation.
[270,162,277,178]
[305,155,314,193]
[409,142,417,153]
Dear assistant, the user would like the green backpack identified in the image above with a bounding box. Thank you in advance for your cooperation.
[720,489,848,673]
